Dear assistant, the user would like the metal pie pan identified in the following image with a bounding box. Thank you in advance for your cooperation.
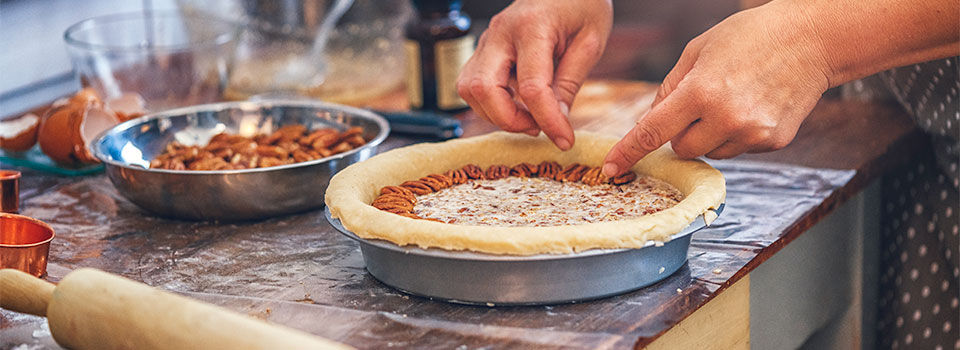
[324,204,723,305]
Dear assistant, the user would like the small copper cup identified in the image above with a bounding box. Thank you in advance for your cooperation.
[0,170,19,213]
[0,213,55,278]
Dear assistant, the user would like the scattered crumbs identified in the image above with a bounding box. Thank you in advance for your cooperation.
[486,302,495,307]
[402,295,409,300]
[712,268,722,274]
[658,266,665,274]
[265,308,271,315]
[294,294,315,304]
[676,288,683,294]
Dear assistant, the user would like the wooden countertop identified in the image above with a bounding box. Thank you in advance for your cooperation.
[0,80,922,349]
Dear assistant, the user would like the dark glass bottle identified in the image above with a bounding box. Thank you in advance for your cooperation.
[404,0,473,112]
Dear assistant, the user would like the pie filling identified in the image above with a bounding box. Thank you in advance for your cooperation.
[371,162,684,227]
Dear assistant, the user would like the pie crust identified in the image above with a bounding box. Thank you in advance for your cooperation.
[325,131,725,255]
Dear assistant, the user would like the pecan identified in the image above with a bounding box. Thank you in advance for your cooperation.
[257,145,289,158]
[329,142,353,154]
[485,164,511,180]
[556,163,587,182]
[400,180,434,195]
[581,167,608,186]
[373,193,415,206]
[306,150,323,159]
[188,157,229,170]
[461,164,484,179]
[300,129,337,146]
[444,168,469,185]
[372,197,414,211]
[311,133,340,150]
[344,135,366,147]
[208,133,233,144]
[425,173,454,188]
[418,176,447,191]
[258,157,285,168]
[380,185,414,197]
[510,162,538,177]
[275,125,306,143]
[339,126,363,140]
[396,212,421,219]
[261,130,283,145]
[291,149,313,162]
[537,161,561,179]
[610,171,638,185]
[205,141,231,153]
[382,206,413,214]
[231,140,258,155]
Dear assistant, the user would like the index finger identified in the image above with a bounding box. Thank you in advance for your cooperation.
[602,88,701,176]
[514,33,574,150]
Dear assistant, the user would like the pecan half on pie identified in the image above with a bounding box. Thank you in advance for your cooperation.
[325,132,725,255]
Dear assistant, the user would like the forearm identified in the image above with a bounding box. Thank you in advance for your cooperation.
[785,0,959,87]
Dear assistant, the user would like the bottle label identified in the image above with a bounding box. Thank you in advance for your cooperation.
[434,35,475,110]
[404,40,423,109]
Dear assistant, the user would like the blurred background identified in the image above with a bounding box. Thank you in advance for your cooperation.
[0,0,740,116]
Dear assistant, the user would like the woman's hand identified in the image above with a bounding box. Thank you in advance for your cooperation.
[602,0,958,177]
[602,2,832,176]
[456,0,612,150]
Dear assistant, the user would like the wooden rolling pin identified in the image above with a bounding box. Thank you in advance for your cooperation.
[0,268,351,350]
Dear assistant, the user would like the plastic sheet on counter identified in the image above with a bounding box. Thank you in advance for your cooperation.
[1,158,855,349]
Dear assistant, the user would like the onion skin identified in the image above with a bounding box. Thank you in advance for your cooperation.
[37,88,118,165]
[0,114,40,152]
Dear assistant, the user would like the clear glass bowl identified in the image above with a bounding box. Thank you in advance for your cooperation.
[64,11,239,112]
[178,0,411,105]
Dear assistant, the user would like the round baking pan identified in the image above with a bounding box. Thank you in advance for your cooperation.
[324,203,723,305]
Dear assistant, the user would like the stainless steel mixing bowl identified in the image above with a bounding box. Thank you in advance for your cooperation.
[92,100,389,221]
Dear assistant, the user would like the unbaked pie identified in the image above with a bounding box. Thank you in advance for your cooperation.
[325,131,725,255]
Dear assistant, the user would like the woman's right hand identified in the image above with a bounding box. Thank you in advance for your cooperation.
[456,0,613,151]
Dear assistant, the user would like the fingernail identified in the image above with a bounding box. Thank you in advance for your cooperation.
[555,137,572,151]
[524,128,540,137]
[559,102,570,118]
[602,163,619,177]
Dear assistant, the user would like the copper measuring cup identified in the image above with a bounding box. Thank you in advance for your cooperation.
[1,170,19,213]
[0,213,55,278]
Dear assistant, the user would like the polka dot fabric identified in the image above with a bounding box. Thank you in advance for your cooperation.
[878,154,959,349]
[881,57,960,185]
[876,57,960,350]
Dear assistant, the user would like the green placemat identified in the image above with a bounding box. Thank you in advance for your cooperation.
[0,147,103,176]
